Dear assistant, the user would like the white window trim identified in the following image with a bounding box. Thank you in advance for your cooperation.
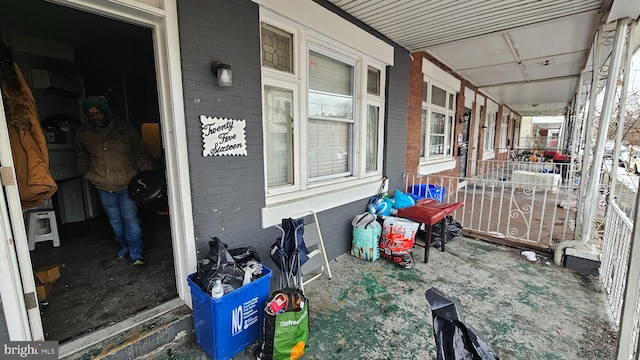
[306,44,358,184]
[499,114,509,153]
[363,98,385,175]
[483,100,499,160]
[418,159,457,175]
[419,77,457,166]
[483,112,496,160]
[254,0,394,65]
[261,78,302,196]
[259,7,392,225]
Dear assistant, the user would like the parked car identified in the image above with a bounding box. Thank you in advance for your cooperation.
[629,149,640,174]
[604,141,629,168]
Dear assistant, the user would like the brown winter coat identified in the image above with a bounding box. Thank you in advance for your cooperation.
[75,118,153,192]
[5,64,58,208]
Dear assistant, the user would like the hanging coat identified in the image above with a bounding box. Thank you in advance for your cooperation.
[4,63,57,208]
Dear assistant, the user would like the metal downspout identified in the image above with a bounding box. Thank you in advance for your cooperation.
[554,18,630,265]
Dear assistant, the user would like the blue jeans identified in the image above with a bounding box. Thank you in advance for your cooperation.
[98,189,143,259]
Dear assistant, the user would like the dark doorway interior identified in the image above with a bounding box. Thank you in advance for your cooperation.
[30,210,176,342]
[0,0,177,343]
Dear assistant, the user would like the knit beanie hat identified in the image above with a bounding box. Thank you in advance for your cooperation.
[81,96,110,114]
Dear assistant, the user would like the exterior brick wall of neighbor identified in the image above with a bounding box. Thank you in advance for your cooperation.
[178,0,410,263]
[405,55,423,175]
[406,52,487,179]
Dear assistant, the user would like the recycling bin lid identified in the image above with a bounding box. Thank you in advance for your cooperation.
[128,169,165,203]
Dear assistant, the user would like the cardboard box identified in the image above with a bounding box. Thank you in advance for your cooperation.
[35,264,63,284]
[35,279,52,301]
[34,264,63,301]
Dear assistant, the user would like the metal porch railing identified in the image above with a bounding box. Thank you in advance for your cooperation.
[404,159,578,251]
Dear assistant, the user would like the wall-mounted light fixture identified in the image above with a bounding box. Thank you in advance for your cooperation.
[211,61,232,87]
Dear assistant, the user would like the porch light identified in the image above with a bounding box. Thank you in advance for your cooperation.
[211,61,232,87]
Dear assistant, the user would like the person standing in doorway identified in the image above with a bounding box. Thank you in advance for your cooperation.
[75,96,154,265]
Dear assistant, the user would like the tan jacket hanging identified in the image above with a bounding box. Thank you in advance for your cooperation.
[5,63,58,208]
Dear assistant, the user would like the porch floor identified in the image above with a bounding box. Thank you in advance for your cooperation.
[142,236,617,360]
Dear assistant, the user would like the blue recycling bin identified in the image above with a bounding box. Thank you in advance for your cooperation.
[187,266,272,360]
[411,184,446,202]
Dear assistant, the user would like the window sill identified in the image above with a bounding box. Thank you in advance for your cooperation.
[261,176,384,228]
[418,159,456,175]
[482,151,496,160]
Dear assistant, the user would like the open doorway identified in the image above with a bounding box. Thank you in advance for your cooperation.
[0,0,177,342]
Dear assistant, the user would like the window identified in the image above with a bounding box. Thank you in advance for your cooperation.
[261,22,294,73]
[484,111,496,152]
[499,114,508,151]
[264,85,294,187]
[260,19,386,199]
[421,81,456,162]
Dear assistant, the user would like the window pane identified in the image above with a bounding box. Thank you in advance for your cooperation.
[420,109,427,157]
[367,66,380,95]
[261,23,293,73]
[264,85,294,187]
[430,112,446,156]
[308,119,350,179]
[430,112,445,135]
[449,93,454,110]
[308,51,353,119]
[431,85,446,107]
[366,105,379,172]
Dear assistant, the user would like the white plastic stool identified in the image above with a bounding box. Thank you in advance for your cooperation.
[26,209,60,251]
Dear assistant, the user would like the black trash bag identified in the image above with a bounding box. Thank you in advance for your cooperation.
[228,246,262,269]
[431,216,463,248]
[196,236,245,295]
[425,287,501,360]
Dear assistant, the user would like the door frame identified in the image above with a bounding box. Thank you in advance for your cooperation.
[0,93,42,340]
[1,0,196,340]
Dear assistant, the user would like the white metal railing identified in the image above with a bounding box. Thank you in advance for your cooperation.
[404,160,578,250]
[600,202,634,326]
[600,196,640,360]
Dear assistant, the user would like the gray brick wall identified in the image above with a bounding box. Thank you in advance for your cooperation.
[178,0,409,265]
[178,0,268,257]
[384,45,410,192]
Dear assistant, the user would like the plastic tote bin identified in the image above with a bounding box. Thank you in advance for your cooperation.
[411,184,446,202]
[187,266,272,360]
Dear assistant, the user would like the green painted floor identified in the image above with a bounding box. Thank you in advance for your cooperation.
[141,237,617,360]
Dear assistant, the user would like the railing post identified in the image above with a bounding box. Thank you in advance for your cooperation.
[575,23,603,237]
[615,18,639,360]
[579,19,628,247]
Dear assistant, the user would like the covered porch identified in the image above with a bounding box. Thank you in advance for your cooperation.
[142,236,616,359]
[328,0,640,357]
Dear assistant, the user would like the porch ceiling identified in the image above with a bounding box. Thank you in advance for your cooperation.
[327,0,640,117]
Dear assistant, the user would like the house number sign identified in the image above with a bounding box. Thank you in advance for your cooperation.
[201,115,247,157]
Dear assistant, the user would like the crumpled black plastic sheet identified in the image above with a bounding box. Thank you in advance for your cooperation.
[425,287,501,360]
[431,216,463,248]
[196,236,245,294]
